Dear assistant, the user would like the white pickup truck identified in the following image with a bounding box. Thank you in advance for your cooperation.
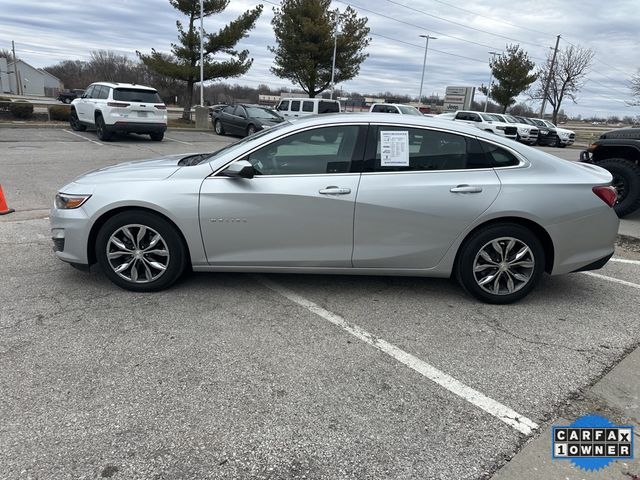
[491,113,539,145]
[437,110,518,140]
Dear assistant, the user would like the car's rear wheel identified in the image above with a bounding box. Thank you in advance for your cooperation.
[597,158,640,217]
[150,132,164,141]
[96,211,186,292]
[214,119,225,135]
[95,115,112,141]
[69,109,86,131]
[456,223,545,304]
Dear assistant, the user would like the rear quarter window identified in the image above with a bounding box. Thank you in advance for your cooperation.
[479,141,521,167]
[113,88,162,103]
[319,101,339,114]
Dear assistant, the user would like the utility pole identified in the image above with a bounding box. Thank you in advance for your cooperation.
[12,41,20,96]
[540,34,561,118]
[484,51,500,112]
[418,34,437,108]
[199,0,204,107]
[329,10,342,100]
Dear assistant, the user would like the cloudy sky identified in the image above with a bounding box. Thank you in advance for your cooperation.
[2,0,639,117]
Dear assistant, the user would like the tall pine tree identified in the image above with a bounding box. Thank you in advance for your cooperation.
[489,44,537,113]
[138,0,262,119]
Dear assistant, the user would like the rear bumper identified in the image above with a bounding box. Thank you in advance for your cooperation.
[570,252,614,273]
[107,122,167,134]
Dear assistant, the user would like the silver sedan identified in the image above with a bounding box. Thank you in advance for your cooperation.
[50,114,619,303]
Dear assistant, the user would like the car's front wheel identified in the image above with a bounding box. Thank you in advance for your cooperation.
[69,109,86,131]
[455,223,545,304]
[214,119,225,135]
[96,211,186,292]
[150,132,164,141]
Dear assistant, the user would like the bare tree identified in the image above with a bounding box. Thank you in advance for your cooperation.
[531,44,594,123]
[630,71,640,106]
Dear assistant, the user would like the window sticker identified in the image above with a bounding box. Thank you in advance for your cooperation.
[380,131,409,166]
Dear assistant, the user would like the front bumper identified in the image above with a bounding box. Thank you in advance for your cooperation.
[50,206,92,266]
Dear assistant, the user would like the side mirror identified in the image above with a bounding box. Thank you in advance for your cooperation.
[222,160,254,179]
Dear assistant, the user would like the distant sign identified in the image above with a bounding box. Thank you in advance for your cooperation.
[444,86,475,111]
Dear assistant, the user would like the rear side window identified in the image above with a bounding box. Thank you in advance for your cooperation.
[319,100,339,114]
[371,105,387,112]
[478,141,521,167]
[290,100,301,112]
[113,88,162,103]
[302,101,314,112]
[364,127,492,172]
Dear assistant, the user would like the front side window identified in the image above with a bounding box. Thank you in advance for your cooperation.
[290,100,301,112]
[277,100,289,111]
[247,126,361,175]
[234,106,247,117]
[398,105,422,116]
[84,85,96,98]
[364,127,492,172]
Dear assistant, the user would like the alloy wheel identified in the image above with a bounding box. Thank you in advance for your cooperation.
[472,237,535,295]
[106,224,170,283]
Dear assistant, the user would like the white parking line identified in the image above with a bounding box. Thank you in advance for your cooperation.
[610,257,640,265]
[62,129,103,146]
[257,276,539,436]
[164,136,193,145]
[581,272,640,290]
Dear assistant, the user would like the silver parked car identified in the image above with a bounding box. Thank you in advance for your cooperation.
[50,114,619,303]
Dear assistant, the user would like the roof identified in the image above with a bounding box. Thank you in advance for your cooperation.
[89,82,156,90]
[38,69,61,81]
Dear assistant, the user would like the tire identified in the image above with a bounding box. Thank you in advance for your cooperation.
[551,135,559,147]
[597,158,640,217]
[214,119,225,135]
[455,223,545,304]
[63,97,71,104]
[95,211,186,292]
[150,132,164,141]
[69,109,86,131]
[246,124,256,137]
[95,114,112,141]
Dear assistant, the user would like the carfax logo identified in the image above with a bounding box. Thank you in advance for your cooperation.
[552,414,634,472]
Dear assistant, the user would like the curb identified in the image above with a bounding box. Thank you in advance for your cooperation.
[0,123,213,133]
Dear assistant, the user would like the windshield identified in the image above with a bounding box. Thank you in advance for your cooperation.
[195,121,291,164]
[531,119,547,127]
[516,117,535,125]
[481,113,501,122]
[245,107,282,120]
[398,105,422,116]
[504,115,519,124]
[544,120,556,128]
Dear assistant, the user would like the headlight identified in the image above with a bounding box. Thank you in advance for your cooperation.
[55,193,91,209]
[496,126,506,130]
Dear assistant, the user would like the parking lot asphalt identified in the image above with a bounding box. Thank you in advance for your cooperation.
[1,129,640,479]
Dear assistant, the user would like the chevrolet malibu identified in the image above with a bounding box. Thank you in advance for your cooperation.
[50,114,619,304]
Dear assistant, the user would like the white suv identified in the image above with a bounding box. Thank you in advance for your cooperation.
[491,113,539,145]
[443,110,518,139]
[369,103,423,115]
[69,82,167,141]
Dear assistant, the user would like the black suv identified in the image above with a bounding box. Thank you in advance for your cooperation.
[580,128,640,217]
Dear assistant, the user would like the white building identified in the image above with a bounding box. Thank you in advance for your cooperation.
[0,58,62,96]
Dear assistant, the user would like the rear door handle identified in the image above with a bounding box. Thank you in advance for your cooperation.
[450,184,483,194]
[319,186,351,195]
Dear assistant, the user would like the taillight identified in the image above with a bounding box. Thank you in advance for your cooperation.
[592,186,617,207]
[155,104,167,110]
[107,102,130,108]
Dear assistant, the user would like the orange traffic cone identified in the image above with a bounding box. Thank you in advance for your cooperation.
[0,185,14,215]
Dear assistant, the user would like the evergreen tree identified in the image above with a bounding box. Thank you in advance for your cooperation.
[489,44,537,113]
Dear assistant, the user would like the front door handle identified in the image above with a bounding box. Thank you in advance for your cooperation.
[319,186,351,195]
[450,184,483,194]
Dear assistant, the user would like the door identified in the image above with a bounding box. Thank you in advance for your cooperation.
[199,125,367,267]
[75,85,95,123]
[353,125,501,269]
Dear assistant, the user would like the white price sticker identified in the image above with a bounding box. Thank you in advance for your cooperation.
[380,131,409,166]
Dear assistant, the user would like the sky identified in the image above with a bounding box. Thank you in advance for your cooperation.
[1,0,639,118]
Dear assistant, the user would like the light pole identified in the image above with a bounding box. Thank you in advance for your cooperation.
[199,0,204,107]
[418,34,436,108]
[329,11,343,100]
[484,51,500,112]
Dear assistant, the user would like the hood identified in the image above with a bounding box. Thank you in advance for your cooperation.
[554,126,574,135]
[73,153,188,184]
[600,128,640,140]
[257,117,285,127]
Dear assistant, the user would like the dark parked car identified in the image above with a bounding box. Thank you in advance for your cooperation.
[57,89,85,104]
[212,104,284,137]
[517,117,558,146]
